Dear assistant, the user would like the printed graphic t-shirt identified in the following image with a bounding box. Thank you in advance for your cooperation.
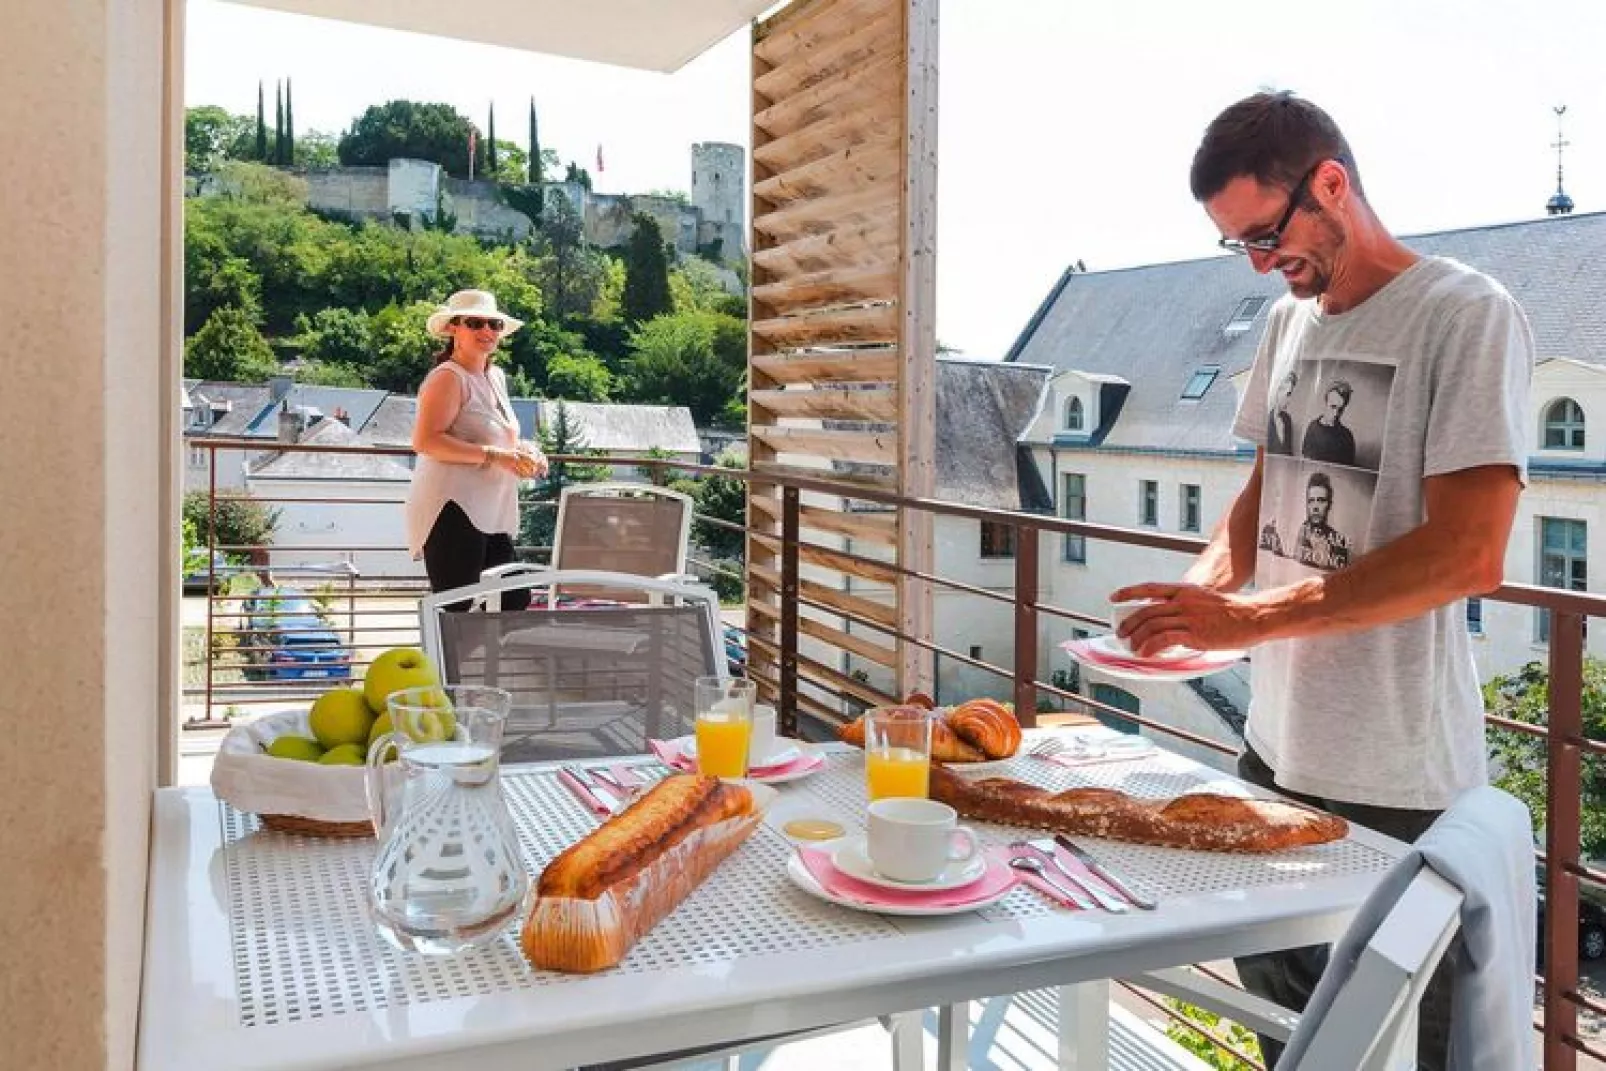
[1232,256,1533,809]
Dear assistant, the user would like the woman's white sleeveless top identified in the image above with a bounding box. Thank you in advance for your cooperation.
[404,361,521,558]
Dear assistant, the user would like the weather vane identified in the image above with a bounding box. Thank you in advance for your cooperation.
[1548,105,1574,216]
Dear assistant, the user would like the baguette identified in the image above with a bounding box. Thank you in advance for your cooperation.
[929,765,1347,853]
[523,774,759,972]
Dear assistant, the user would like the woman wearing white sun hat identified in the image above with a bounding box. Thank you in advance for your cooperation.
[406,289,548,608]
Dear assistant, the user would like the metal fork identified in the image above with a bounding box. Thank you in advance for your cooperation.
[1028,737,1064,758]
[563,765,624,813]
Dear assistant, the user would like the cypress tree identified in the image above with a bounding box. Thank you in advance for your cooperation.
[274,81,284,164]
[621,213,674,324]
[487,103,498,179]
[284,78,295,165]
[255,82,267,161]
[528,98,542,186]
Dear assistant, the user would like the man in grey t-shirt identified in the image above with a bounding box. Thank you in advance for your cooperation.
[1113,92,1532,1070]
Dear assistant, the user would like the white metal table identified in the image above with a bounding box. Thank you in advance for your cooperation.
[139,738,1403,1070]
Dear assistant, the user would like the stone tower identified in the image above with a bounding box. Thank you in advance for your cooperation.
[691,141,746,262]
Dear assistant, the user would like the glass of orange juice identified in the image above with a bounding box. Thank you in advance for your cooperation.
[694,676,755,779]
[865,707,933,800]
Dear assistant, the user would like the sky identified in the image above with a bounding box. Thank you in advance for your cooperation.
[187,0,1606,359]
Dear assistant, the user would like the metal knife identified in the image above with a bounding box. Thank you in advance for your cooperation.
[1026,838,1127,914]
[1054,834,1157,910]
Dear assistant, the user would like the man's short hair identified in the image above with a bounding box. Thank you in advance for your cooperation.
[1307,472,1334,498]
[1190,91,1364,203]
[1326,379,1353,406]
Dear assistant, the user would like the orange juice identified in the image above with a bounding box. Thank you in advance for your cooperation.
[866,746,929,800]
[695,715,751,778]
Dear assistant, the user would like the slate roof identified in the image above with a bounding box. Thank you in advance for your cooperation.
[537,401,701,455]
[934,358,1054,511]
[247,418,412,482]
[1006,210,1606,453]
[358,395,418,448]
[185,382,272,436]
[242,385,389,438]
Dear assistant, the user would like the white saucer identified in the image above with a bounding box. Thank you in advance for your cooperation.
[680,736,800,770]
[785,846,1014,918]
[831,836,987,892]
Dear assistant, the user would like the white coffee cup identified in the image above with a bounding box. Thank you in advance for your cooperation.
[748,703,778,765]
[1106,599,1155,653]
[866,798,980,883]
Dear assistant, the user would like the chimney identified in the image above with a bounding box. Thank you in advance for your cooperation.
[269,374,293,403]
[334,406,351,427]
[276,400,305,443]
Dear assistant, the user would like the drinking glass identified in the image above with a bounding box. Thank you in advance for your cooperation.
[694,676,755,778]
[864,707,933,800]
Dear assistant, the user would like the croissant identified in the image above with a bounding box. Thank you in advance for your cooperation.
[929,765,1348,853]
[839,707,985,763]
[947,698,1022,760]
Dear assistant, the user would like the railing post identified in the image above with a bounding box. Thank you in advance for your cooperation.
[780,486,800,738]
[1546,609,1584,1071]
[203,446,217,726]
[1013,523,1038,728]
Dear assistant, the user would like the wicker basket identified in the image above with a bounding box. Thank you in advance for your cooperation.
[259,812,375,839]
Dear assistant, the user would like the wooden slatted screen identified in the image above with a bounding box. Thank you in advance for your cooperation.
[747,0,938,726]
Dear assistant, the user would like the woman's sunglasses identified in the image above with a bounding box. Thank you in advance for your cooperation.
[454,316,504,332]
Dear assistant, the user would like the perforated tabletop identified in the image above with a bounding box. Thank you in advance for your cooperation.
[144,737,1402,1071]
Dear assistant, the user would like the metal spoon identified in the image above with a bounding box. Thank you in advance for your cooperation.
[1009,856,1095,910]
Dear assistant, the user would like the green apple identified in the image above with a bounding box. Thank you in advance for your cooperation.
[363,647,439,716]
[318,743,367,766]
[264,735,324,762]
[367,711,393,745]
[309,686,376,750]
[391,686,457,742]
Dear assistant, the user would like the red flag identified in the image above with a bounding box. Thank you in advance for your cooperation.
[596,144,604,173]
[468,129,478,178]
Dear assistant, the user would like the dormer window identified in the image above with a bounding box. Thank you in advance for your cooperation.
[1224,296,1268,335]
[1181,367,1220,400]
[1064,396,1085,431]
[1544,398,1586,450]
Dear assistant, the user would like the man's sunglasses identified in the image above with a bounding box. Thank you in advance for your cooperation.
[1218,160,1328,255]
[454,316,505,332]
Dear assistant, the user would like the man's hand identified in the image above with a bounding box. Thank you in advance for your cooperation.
[1108,582,1269,657]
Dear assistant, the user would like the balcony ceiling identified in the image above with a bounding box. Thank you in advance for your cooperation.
[221,0,779,72]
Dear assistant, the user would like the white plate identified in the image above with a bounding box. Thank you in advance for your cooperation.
[830,836,987,892]
[785,846,1015,918]
[678,735,801,770]
[1060,637,1244,683]
[745,744,827,785]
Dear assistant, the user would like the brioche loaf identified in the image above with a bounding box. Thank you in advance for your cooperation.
[929,765,1347,853]
[522,774,759,972]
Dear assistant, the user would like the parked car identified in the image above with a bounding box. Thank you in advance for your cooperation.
[723,624,747,678]
[238,586,353,682]
[182,551,231,595]
[1536,869,1606,962]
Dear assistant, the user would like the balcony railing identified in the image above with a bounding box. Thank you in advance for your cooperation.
[186,436,1601,1069]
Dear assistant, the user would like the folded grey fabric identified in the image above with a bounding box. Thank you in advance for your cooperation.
[1280,786,1537,1071]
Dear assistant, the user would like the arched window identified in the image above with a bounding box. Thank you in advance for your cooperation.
[1544,398,1586,450]
[1064,396,1084,431]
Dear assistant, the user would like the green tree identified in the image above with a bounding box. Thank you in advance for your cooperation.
[486,104,498,177]
[644,189,691,206]
[255,82,268,161]
[519,401,608,554]
[294,360,369,387]
[184,225,262,333]
[297,130,338,169]
[1163,999,1262,1070]
[338,100,480,177]
[531,187,604,318]
[184,305,279,382]
[670,256,742,315]
[367,300,440,393]
[274,81,285,165]
[621,214,674,324]
[545,352,613,402]
[564,161,593,190]
[624,311,746,425]
[183,491,279,556]
[284,79,295,165]
[185,105,250,173]
[691,452,747,560]
[490,142,528,186]
[527,98,543,188]
[294,307,372,365]
[1485,658,1606,857]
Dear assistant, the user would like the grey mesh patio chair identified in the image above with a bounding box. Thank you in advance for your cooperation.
[420,569,725,764]
[483,483,698,605]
